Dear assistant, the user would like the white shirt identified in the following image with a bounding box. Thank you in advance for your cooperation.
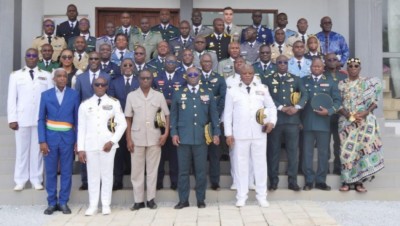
[187,84,200,93]
[89,69,101,84]
[55,87,65,105]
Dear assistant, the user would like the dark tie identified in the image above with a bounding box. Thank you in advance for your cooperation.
[110,38,114,45]
[168,74,172,81]
[250,43,253,48]
[124,29,128,36]
[120,51,124,61]
[218,35,221,41]
[47,36,52,44]
[227,26,231,34]
[45,61,49,67]
[125,77,131,94]
[102,63,106,70]
[143,34,146,40]
[195,27,199,36]
[278,45,283,54]
[302,35,305,44]
[29,69,34,80]
[70,22,74,29]
[92,73,96,84]
[98,98,101,106]
[78,53,82,61]
[138,65,142,72]
[161,58,165,65]
[263,64,268,74]
[246,86,251,94]
[192,87,196,94]
[183,40,187,46]
[297,61,302,70]
[314,77,318,83]
[324,35,329,54]
[204,74,209,80]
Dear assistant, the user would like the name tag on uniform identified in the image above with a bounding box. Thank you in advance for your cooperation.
[320,83,330,87]
[210,78,218,83]
[272,79,279,85]
[256,91,264,95]
[38,76,47,80]
[200,95,209,102]
[287,78,294,82]
[102,105,113,110]
[181,93,187,100]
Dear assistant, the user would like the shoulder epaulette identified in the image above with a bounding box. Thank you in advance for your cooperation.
[35,35,42,39]
[110,96,118,101]
[169,36,179,41]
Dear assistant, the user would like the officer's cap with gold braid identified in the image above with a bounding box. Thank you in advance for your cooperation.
[154,108,166,128]
[107,117,117,133]
[347,57,361,65]
[205,123,213,145]
[256,108,268,125]
[290,92,301,105]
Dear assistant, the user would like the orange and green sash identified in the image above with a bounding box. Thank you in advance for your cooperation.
[46,119,73,131]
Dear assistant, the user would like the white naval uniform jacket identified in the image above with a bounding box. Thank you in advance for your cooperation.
[77,94,127,152]
[224,81,277,140]
[7,66,53,127]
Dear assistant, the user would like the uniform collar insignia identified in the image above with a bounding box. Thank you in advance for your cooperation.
[200,88,204,92]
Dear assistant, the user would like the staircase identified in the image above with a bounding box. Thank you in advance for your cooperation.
[1,117,399,205]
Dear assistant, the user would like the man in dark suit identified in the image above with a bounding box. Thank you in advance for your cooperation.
[99,43,121,79]
[153,55,186,190]
[241,11,274,45]
[108,58,140,190]
[151,9,180,42]
[169,20,194,61]
[116,12,139,43]
[253,45,277,84]
[190,10,213,37]
[132,46,152,76]
[67,18,96,53]
[37,44,59,72]
[205,18,231,61]
[171,67,220,209]
[74,51,111,190]
[56,4,80,43]
[264,55,308,192]
[38,68,79,215]
[301,58,341,191]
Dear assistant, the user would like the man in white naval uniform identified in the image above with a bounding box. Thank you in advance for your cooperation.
[7,48,53,191]
[224,64,277,207]
[78,77,127,216]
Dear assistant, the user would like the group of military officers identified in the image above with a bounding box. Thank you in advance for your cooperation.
[9,3,350,214]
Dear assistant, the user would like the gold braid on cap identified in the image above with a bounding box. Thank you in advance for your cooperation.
[347,57,361,65]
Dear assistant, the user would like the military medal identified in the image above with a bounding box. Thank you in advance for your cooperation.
[182,101,186,110]
[273,87,277,93]
[290,87,293,93]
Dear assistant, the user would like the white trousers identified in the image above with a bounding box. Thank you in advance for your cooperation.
[86,149,116,208]
[14,126,43,185]
[233,138,267,202]
[230,147,255,187]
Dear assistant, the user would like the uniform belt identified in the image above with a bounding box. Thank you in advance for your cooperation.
[46,119,73,131]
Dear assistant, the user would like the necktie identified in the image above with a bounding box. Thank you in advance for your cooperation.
[217,35,221,41]
[301,35,305,44]
[227,26,231,34]
[78,53,82,61]
[324,34,329,54]
[192,87,196,94]
[183,40,187,46]
[98,98,101,106]
[102,63,106,70]
[143,34,147,40]
[138,65,142,72]
[246,86,251,93]
[124,29,128,36]
[168,74,172,81]
[161,58,165,65]
[263,64,267,74]
[250,43,253,48]
[125,77,131,94]
[278,45,283,54]
[70,22,74,29]
[92,73,96,84]
[314,77,318,83]
[29,69,34,80]
[297,61,302,70]
[204,74,209,80]
[120,51,124,61]
[110,38,114,45]
[195,27,199,36]
[47,36,52,44]
[45,61,49,67]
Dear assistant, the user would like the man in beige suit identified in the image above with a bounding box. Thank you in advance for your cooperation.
[125,69,170,211]
[223,7,242,42]
[129,17,163,62]
[270,29,293,63]
[72,36,89,71]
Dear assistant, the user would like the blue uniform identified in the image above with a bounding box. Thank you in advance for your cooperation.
[316,31,349,66]
[147,57,166,74]
[151,24,180,42]
[288,57,312,78]
[240,25,274,45]
[111,49,134,67]
[253,62,277,85]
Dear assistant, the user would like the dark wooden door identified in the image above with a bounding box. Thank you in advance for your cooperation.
[95,8,180,37]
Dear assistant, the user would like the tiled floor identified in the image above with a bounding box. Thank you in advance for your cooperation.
[44,201,340,226]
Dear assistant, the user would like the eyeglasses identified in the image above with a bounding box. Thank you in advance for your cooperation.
[187,72,199,77]
[140,77,152,81]
[276,61,288,65]
[123,64,133,67]
[165,60,177,65]
[26,53,38,58]
[61,55,73,60]
[326,58,338,62]
[348,65,360,69]
[94,83,108,87]
[134,52,145,55]
[260,51,271,55]
[89,57,99,61]
[44,24,55,28]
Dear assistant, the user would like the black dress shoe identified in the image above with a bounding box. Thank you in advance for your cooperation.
[156,184,163,190]
[197,201,206,208]
[146,199,157,209]
[170,183,177,190]
[44,205,58,215]
[79,183,88,191]
[303,183,313,191]
[174,201,189,209]
[58,204,72,214]
[112,182,123,191]
[130,202,145,211]
[288,183,301,191]
[315,183,331,191]
[268,184,278,191]
[211,183,220,191]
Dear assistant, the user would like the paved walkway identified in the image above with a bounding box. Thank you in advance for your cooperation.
[44,201,339,226]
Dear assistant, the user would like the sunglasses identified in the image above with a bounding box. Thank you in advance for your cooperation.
[123,63,133,67]
[26,53,38,58]
[61,55,73,60]
[89,57,99,61]
[187,72,199,77]
[348,65,360,68]
[165,60,177,65]
[326,58,338,62]
[44,24,55,28]
[94,83,108,87]
[134,52,145,55]
[140,77,152,81]
[260,51,271,55]
[276,61,288,65]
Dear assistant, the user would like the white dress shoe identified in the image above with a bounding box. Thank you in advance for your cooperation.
[33,183,44,190]
[235,199,246,207]
[258,200,270,208]
[249,184,256,190]
[102,206,111,215]
[230,184,237,190]
[85,207,98,216]
[14,184,25,191]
